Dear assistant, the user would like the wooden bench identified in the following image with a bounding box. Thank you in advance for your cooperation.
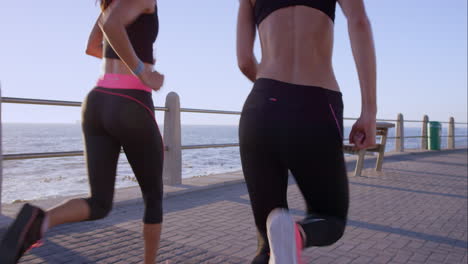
[343,122,395,176]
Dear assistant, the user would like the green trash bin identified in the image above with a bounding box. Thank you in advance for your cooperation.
[428,121,442,150]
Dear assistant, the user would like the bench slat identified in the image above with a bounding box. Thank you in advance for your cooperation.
[376,130,387,136]
[343,144,381,153]
[376,122,395,128]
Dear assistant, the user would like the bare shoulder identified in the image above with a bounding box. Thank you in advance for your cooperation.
[113,0,155,13]
[337,0,367,19]
[135,0,156,13]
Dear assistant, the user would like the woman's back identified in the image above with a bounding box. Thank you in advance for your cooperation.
[253,1,339,91]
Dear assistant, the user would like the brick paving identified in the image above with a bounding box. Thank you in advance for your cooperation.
[1,149,466,264]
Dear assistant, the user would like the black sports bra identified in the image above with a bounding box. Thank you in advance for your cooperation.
[104,5,159,64]
[254,0,337,26]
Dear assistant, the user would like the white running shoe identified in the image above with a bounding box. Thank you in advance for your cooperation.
[267,208,303,264]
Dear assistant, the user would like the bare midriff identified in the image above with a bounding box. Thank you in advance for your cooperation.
[102,58,154,75]
[256,5,340,92]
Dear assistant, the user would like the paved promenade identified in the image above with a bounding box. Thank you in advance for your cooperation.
[1,149,467,264]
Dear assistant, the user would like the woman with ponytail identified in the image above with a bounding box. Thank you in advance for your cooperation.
[0,1,165,263]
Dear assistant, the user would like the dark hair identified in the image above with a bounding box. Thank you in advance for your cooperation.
[99,0,113,11]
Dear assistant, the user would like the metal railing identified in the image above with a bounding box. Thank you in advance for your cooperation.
[2,97,169,111]
[4,151,84,161]
[1,77,467,216]
[180,108,241,115]
[1,94,467,182]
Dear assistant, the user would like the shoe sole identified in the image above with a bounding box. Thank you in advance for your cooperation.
[267,209,297,264]
[0,204,39,264]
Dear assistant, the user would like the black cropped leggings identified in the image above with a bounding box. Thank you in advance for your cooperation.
[81,87,164,224]
[239,79,349,256]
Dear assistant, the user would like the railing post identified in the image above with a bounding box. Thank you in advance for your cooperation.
[395,113,404,152]
[162,92,182,185]
[421,115,429,150]
[0,84,3,212]
[448,117,455,149]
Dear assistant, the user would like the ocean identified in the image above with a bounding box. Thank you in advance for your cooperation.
[2,123,467,203]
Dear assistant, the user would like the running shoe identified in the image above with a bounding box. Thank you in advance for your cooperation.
[266,208,303,264]
[251,250,270,264]
[0,203,45,264]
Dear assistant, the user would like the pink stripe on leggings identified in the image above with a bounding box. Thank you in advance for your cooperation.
[329,104,343,139]
[94,88,156,122]
[94,88,166,157]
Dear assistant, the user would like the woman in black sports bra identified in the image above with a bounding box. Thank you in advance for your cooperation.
[0,1,165,263]
[237,0,377,263]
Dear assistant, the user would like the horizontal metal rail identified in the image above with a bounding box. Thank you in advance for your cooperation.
[4,151,84,161]
[182,143,239,150]
[4,144,242,161]
[3,97,467,126]
[377,119,398,122]
[386,136,426,139]
[180,108,241,115]
[385,135,468,140]
[345,118,397,122]
[5,133,468,161]
[337,118,396,122]
[2,97,82,107]
[1,97,168,112]
[2,97,467,163]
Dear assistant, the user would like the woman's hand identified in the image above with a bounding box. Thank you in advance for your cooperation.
[139,70,164,92]
[349,112,376,150]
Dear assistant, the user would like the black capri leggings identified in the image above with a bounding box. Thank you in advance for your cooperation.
[239,78,349,255]
[81,87,164,224]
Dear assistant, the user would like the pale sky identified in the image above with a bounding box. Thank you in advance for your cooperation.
[0,0,466,126]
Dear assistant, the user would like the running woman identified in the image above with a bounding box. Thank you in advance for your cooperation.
[0,0,165,263]
[237,0,377,263]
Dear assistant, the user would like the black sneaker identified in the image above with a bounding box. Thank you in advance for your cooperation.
[0,203,45,264]
[251,251,269,264]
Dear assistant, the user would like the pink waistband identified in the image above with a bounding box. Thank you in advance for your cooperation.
[96,73,152,92]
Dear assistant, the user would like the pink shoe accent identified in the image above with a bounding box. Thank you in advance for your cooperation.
[295,224,304,264]
[27,240,44,252]
[96,73,152,92]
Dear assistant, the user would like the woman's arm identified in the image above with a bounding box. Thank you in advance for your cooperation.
[99,0,163,91]
[86,17,103,59]
[236,0,258,82]
[339,0,377,149]
[99,0,154,71]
